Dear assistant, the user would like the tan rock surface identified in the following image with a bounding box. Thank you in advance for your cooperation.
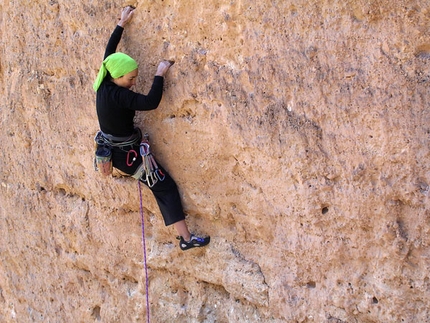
[1,0,429,322]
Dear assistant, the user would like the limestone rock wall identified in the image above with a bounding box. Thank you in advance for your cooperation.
[1,0,429,322]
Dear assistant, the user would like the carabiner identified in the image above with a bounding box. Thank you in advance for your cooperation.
[155,169,165,181]
[126,149,138,166]
[140,142,150,157]
[144,171,158,188]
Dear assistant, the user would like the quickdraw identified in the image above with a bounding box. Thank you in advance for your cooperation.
[138,135,165,188]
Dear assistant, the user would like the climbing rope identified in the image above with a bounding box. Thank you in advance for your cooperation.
[138,181,151,323]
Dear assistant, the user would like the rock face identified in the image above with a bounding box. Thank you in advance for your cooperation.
[1,0,429,322]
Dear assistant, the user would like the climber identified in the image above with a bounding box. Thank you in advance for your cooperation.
[93,5,210,250]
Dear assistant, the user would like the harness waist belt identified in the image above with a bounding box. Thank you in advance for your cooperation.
[99,128,142,147]
[101,128,141,142]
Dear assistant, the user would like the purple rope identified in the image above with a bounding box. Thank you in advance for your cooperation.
[138,181,150,323]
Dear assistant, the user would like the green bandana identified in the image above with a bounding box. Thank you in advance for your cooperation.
[93,52,138,92]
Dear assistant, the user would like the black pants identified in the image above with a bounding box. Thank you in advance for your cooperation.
[111,144,185,226]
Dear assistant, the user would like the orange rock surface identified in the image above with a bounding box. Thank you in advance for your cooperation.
[1,0,429,322]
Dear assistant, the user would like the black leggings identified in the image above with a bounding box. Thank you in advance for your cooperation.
[111,144,185,226]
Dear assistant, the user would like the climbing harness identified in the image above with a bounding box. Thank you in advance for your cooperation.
[138,180,151,323]
[94,129,165,188]
[93,128,141,175]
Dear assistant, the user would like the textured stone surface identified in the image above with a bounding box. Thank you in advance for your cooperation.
[1,0,429,322]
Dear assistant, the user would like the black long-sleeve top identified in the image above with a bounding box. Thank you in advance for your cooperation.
[96,25,164,137]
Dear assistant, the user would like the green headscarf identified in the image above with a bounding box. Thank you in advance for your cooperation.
[93,52,138,92]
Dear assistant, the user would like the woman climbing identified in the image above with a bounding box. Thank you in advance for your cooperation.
[93,6,210,251]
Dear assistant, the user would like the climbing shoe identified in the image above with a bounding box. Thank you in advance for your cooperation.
[178,234,210,251]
